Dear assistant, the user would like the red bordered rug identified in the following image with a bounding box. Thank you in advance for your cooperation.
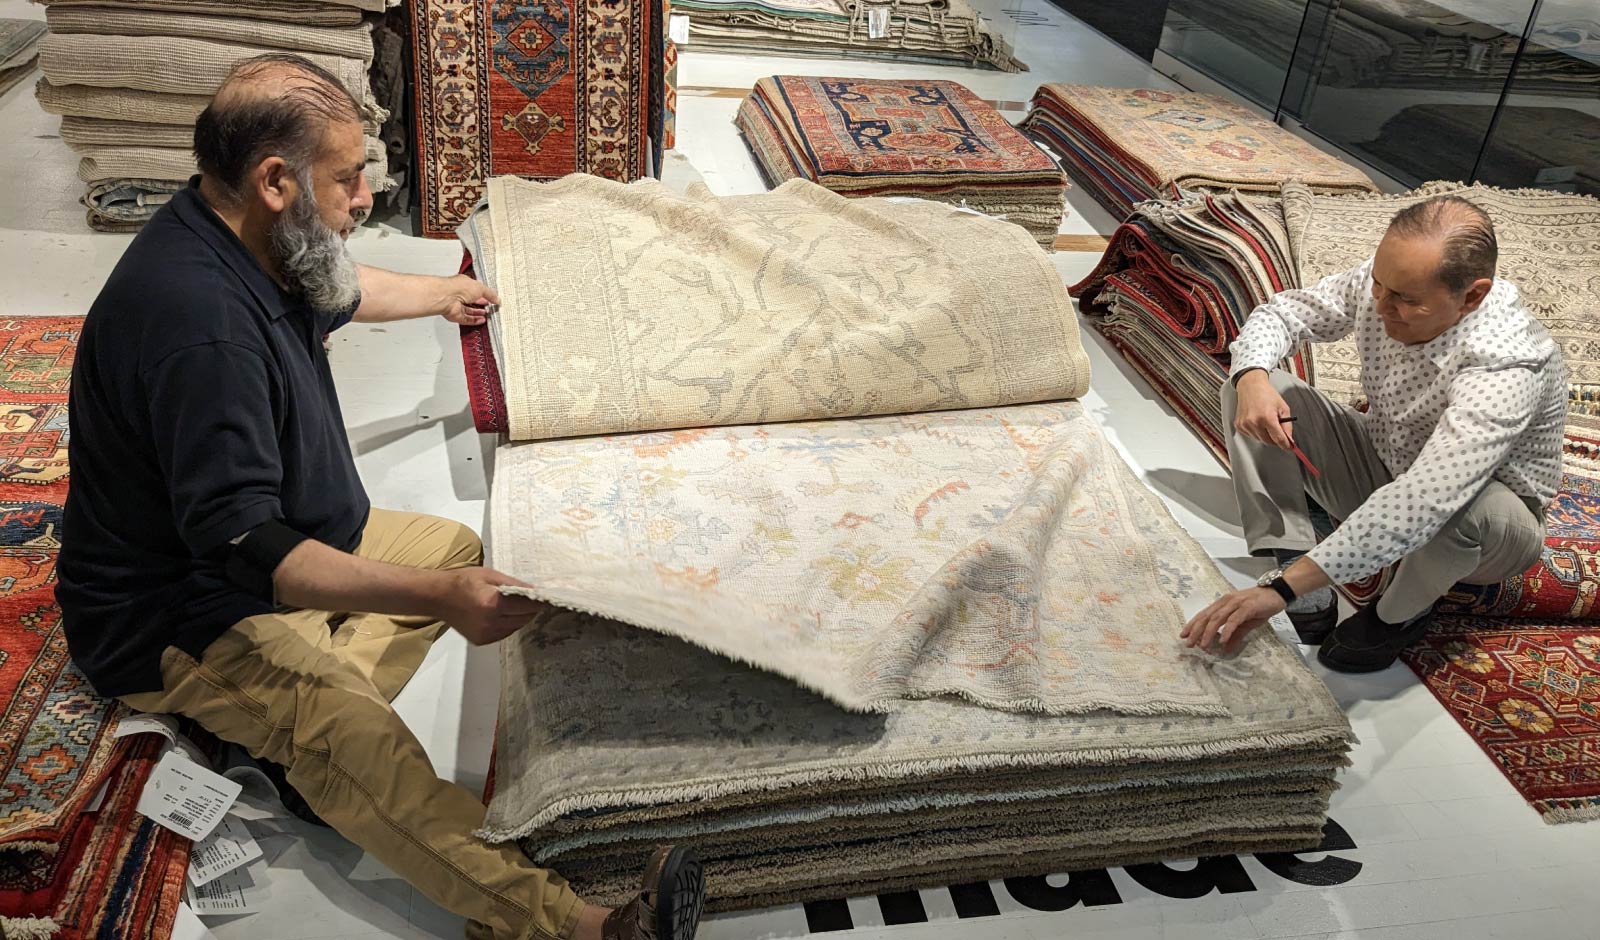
[411,0,659,238]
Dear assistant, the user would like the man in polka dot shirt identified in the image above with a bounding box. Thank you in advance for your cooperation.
[1181,195,1568,673]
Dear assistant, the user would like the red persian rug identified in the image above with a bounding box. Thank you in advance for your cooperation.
[1348,433,1600,822]
[0,317,189,937]
[1400,616,1600,822]
[0,318,125,850]
[411,0,660,238]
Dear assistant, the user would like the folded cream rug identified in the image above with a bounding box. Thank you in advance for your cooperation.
[44,6,376,60]
[33,0,392,15]
[36,79,381,136]
[478,175,1091,442]
[76,137,394,193]
[482,403,1351,905]
[38,32,384,123]
[492,402,1224,717]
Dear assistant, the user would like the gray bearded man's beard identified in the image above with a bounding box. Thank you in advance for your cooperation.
[269,174,362,315]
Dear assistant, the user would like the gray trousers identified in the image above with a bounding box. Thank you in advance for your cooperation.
[1222,370,1545,622]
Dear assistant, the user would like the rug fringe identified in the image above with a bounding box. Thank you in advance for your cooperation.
[0,916,62,940]
[1541,803,1600,824]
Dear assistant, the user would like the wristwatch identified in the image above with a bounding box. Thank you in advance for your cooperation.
[1256,566,1297,604]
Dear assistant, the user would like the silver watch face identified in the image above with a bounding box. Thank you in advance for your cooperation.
[1256,566,1284,588]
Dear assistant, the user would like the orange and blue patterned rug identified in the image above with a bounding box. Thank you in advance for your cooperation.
[0,317,126,851]
[735,76,1067,245]
[0,317,192,937]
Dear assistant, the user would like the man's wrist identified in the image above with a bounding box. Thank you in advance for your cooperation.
[1233,367,1269,387]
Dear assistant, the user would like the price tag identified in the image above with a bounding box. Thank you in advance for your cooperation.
[669,13,691,45]
[867,5,890,39]
[137,750,242,843]
[188,815,264,888]
[185,859,267,916]
[113,712,181,743]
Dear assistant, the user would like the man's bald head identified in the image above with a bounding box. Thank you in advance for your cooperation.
[1385,195,1498,295]
[193,54,362,204]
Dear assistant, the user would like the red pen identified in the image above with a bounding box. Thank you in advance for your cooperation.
[1279,416,1320,477]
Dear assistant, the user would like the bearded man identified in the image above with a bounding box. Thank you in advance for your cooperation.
[1181,195,1567,673]
[59,55,704,940]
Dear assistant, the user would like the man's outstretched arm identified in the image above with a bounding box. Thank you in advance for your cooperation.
[353,265,499,326]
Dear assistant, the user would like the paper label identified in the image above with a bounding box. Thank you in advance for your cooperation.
[185,860,267,916]
[113,712,180,743]
[669,13,690,45]
[172,904,218,940]
[137,750,242,842]
[189,815,264,888]
[867,5,890,39]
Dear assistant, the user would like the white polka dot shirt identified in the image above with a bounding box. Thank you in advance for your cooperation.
[1228,259,1569,584]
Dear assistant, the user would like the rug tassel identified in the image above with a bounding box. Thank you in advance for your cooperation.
[0,916,63,940]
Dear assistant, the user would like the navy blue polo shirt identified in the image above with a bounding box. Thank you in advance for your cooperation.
[59,179,370,697]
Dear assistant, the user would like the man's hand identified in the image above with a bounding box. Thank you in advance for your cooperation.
[438,274,500,327]
[1234,370,1295,450]
[1180,586,1285,655]
[434,567,544,646]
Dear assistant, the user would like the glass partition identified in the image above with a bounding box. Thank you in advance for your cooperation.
[1282,0,1540,187]
[1474,0,1600,195]
[1157,0,1318,108]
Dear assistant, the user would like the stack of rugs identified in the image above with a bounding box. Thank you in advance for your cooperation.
[1071,188,1310,462]
[0,18,44,97]
[409,0,670,238]
[453,172,1354,907]
[0,317,192,938]
[32,0,398,232]
[672,0,1022,71]
[1075,179,1600,631]
[735,76,1067,247]
[1019,84,1376,219]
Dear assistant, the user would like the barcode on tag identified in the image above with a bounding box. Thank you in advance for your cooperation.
[867,5,890,39]
[136,750,242,843]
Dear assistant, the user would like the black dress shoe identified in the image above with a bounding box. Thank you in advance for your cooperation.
[1316,604,1434,674]
[1287,603,1338,645]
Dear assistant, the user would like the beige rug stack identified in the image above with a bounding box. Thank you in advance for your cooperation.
[671,0,1024,72]
[31,0,397,230]
[464,174,1353,909]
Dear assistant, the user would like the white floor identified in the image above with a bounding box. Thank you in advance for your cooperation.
[0,0,1595,937]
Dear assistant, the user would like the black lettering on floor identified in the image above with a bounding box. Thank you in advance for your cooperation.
[948,882,1002,918]
[1255,818,1363,886]
[1122,856,1256,898]
[877,890,930,925]
[1004,870,1124,911]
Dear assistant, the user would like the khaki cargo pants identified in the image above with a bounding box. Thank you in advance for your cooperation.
[119,509,582,940]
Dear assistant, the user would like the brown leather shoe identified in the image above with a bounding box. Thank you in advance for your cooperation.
[601,845,705,940]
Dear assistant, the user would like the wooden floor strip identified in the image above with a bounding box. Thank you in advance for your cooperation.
[1051,234,1109,253]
